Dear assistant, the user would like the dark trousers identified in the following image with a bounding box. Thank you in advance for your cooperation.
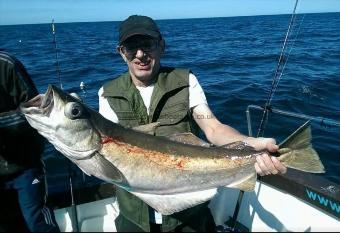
[0,168,60,232]
[115,206,216,232]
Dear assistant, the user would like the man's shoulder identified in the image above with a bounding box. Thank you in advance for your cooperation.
[103,71,129,86]
[102,71,131,96]
[160,66,191,75]
[0,52,23,76]
[0,51,15,64]
[0,51,38,106]
[0,52,15,82]
[158,67,191,88]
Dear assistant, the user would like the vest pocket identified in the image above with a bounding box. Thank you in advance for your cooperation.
[115,111,136,120]
[115,111,139,128]
[157,102,188,125]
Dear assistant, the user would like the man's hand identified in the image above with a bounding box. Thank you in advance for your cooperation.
[244,137,287,176]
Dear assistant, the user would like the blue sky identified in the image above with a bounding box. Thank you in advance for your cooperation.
[1,0,340,25]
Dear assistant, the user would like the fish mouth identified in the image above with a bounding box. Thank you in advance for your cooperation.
[20,85,54,116]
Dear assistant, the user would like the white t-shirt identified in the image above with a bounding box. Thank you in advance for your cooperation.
[98,73,208,123]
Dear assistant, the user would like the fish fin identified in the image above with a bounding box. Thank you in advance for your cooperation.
[132,122,161,135]
[131,189,217,215]
[228,172,257,192]
[220,141,252,150]
[68,158,92,176]
[68,154,127,183]
[277,121,325,173]
[167,132,211,147]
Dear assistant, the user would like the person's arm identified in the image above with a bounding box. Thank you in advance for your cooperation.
[0,51,45,169]
[192,103,286,176]
[188,73,286,176]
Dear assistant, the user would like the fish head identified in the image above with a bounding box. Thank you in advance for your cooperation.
[20,84,101,160]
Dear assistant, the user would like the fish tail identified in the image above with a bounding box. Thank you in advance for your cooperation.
[276,121,325,173]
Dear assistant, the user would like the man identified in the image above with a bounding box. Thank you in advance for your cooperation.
[0,50,60,232]
[98,15,286,232]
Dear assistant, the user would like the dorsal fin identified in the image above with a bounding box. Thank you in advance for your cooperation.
[220,141,253,150]
[132,122,161,135]
[167,132,211,147]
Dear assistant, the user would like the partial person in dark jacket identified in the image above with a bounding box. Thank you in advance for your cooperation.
[98,15,287,232]
[0,50,60,232]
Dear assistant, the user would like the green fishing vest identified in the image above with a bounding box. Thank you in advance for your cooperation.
[102,67,205,232]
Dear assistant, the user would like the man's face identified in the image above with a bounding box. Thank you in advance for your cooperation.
[118,35,164,85]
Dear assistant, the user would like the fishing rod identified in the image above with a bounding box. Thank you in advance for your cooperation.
[271,14,305,98]
[256,0,300,137]
[52,19,63,90]
[226,1,301,232]
[51,19,79,232]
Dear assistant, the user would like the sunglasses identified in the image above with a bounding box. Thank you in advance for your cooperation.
[120,38,160,55]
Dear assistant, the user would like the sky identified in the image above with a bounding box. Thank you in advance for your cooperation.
[1,0,340,25]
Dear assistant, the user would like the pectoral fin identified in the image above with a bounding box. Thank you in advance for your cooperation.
[68,153,127,184]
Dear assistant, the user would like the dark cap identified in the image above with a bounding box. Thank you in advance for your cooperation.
[119,15,161,45]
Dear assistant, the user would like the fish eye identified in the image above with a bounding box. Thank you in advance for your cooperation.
[64,102,85,119]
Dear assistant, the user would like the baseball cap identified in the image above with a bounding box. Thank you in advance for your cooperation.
[119,15,161,45]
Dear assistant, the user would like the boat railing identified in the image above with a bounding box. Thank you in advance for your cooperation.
[241,104,340,220]
[246,104,340,137]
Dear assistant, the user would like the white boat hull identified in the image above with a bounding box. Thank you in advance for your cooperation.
[54,179,339,232]
[209,180,340,232]
[54,197,119,232]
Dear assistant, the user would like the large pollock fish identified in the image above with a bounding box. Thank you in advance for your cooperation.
[20,85,325,215]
